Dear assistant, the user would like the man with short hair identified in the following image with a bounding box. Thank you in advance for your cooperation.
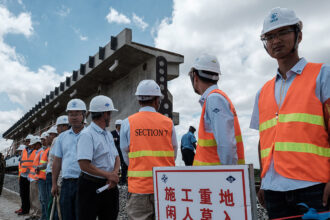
[121,79,178,220]
[52,99,86,220]
[188,54,245,166]
[111,119,127,185]
[77,95,120,220]
[180,126,197,166]
[17,134,35,216]
[27,136,43,220]
[250,7,330,219]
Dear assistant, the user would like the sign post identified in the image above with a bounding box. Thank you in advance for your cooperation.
[153,164,257,220]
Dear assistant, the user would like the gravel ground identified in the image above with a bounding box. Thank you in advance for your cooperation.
[3,175,269,220]
[0,188,27,220]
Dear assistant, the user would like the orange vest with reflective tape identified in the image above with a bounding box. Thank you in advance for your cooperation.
[20,148,36,174]
[128,111,175,194]
[28,150,42,181]
[38,148,49,180]
[193,89,245,166]
[258,63,330,182]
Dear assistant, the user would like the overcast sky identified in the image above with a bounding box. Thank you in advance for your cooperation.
[1,0,330,168]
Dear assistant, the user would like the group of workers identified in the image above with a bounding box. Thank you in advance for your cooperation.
[3,6,329,220]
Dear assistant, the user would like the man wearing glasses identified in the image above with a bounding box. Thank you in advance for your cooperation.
[250,7,330,219]
[52,99,86,220]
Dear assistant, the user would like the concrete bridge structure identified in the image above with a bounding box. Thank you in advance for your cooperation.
[2,28,183,155]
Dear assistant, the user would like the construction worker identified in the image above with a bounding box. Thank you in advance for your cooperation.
[180,126,197,166]
[46,121,64,220]
[27,136,43,220]
[111,119,127,185]
[34,131,49,220]
[0,153,5,196]
[17,134,35,216]
[188,54,245,166]
[120,79,178,220]
[77,95,120,220]
[250,7,330,219]
[52,99,86,220]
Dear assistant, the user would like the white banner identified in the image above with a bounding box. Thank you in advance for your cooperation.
[153,165,256,220]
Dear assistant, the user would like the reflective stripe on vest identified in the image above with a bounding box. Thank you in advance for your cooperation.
[127,111,175,194]
[128,150,174,158]
[193,89,245,166]
[258,63,330,182]
[20,149,36,174]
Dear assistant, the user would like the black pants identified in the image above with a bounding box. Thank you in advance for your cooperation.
[264,183,329,219]
[77,173,119,220]
[120,162,128,184]
[19,176,30,213]
[182,148,195,166]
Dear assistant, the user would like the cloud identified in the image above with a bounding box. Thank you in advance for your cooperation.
[73,27,88,41]
[55,5,71,17]
[154,0,330,168]
[0,5,69,144]
[106,7,131,25]
[0,5,33,39]
[132,13,148,31]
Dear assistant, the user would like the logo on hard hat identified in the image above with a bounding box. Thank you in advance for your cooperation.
[105,103,110,107]
[211,59,217,63]
[270,13,278,23]
[71,101,77,107]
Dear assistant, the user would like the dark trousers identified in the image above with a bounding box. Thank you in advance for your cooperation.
[46,173,58,220]
[264,183,329,219]
[19,176,30,213]
[120,162,128,184]
[60,178,78,220]
[38,179,47,220]
[77,173,119,220]
[182,148,195,166]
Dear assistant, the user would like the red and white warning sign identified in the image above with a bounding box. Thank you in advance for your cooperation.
[153,165,256,220]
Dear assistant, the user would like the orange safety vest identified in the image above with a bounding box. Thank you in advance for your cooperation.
[193,89,245,166]
[28,149,43,181]
[18,160,22,177]
[38,148,49,180]
[20,148,36,174]
[127,111,175,194]
[258,63,330,182]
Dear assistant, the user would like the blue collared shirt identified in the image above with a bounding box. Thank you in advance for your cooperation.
[54,128,82,179]
[250,58,330,191]
[199,84,238,165]
[77,122,118,178]
[181,131,197,151]
[120,106,178,166]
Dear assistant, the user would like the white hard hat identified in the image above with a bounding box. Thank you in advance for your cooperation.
[29,136,41,146]
[192,54,221,79]
[56,115,69,125]
[89,95,118,112]
[41,132,49,139]
[115,119,122,125]
[17,145,26,151]
[66,99,87,111]
[261,7,302,36]
[135,80,163,101]
[25,134,34,141]
[47,126,58,135]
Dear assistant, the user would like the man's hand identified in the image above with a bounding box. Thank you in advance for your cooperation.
[322,181,330,208]
[51,184,59,197]
[106,171,119,184]
[35,167,40,174]
[257,189,266,208]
